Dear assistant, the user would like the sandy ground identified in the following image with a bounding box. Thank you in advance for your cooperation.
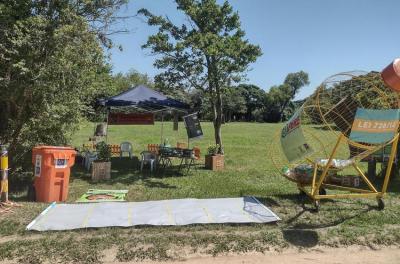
[103,247,400,264]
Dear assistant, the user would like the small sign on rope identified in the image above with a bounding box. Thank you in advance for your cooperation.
[183,113,203,140]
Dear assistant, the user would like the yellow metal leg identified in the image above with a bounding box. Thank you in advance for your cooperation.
[352,164,378,193]
[310,163,318,196]
[381,134,399,195]
[322,183,374,193]
[313,134,344,197]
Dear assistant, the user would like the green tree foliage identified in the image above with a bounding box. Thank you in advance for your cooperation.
[237,84,266,121]
[0,0,126,168]
[222,86,247,122]
[265,71,309,122]
[328,72,396,109]
[138,0,262,154]
[109,69,154,95]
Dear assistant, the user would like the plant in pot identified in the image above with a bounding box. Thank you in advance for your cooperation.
[92,141,111,180]
[205,145,224,171]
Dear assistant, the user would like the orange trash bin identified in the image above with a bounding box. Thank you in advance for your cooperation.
[32,146,76,202]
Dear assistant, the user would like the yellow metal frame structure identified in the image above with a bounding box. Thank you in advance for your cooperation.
[270,71,400,211]
[296,133,399,210]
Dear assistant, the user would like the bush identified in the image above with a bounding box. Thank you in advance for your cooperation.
[95,142,111,162]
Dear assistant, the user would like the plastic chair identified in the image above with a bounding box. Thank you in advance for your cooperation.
[120,142,133,158]
[140,151,157,172]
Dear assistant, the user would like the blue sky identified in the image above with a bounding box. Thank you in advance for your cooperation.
[107,0,400,99]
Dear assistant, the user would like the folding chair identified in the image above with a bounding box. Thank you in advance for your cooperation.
[179,147,201,174]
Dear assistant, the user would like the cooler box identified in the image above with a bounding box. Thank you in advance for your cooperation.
[32,146,76,202]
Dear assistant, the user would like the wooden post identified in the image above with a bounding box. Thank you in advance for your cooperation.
[173,111,178,131]
[105,109,109,143]
[160,111,164,144]
[368,160,376,178]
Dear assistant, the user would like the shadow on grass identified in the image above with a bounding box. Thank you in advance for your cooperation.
[255,193,377,248]
[71,157,189,189]
[282,229,319,247]
[257,193,376,226]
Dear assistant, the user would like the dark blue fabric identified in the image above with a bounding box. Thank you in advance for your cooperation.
[98,85,189,110]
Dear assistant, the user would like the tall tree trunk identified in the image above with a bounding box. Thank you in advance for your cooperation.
[206,56,224,154]
[214,80,224,154]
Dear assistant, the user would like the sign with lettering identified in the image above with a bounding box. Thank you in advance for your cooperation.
[183,113,203,140]
[35,155,42,177]
[351,119,398,133]
[108,113,154,125]
[280,106,313,162]
[349,108,399,144]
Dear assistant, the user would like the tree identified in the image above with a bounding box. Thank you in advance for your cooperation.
[237,84,265,121]
[222,86,247,122]
[266,71,309,122]
[0,0,126,168]
[111,69,154,95]
[138,0,262,154]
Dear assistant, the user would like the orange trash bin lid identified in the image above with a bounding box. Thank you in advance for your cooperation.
[381,58,400,92]
[32,146,76,163]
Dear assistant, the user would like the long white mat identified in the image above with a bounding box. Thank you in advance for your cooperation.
[27,196,280,231]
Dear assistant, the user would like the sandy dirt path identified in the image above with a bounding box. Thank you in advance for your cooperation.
[104,247,400,264]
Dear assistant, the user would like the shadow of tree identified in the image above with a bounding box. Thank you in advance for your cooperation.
[282,229,319,247]
[71,157,180,189]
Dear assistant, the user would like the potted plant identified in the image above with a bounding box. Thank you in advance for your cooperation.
[205,145,224,171]
[92,141,111,180]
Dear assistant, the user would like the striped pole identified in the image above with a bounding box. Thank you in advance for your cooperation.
[1,145,9,203]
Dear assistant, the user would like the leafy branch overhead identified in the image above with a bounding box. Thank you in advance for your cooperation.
[0,0,127,168]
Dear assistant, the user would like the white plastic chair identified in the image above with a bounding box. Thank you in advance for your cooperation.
[120,142,133,158]
[140,151,157,172]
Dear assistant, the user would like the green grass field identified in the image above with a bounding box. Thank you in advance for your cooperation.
[1,122,400,263]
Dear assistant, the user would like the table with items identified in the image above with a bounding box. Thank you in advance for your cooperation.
[158,146,195,172]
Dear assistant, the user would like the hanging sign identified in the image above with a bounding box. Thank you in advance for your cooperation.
[34,155,42,177]
[349,108,399,144]
[108,113,154,125]
[280,106,313,162]
[183,113,203,140]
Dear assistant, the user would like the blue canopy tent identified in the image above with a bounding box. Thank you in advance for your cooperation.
[99,85,189,111]
[98,85,190,143]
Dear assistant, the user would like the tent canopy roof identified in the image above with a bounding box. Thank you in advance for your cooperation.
[99,85,190,112]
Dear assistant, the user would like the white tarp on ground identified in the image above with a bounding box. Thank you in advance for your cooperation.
[27,197,280,231]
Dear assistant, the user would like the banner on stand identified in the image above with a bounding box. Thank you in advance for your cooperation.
[108,113,154,125]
